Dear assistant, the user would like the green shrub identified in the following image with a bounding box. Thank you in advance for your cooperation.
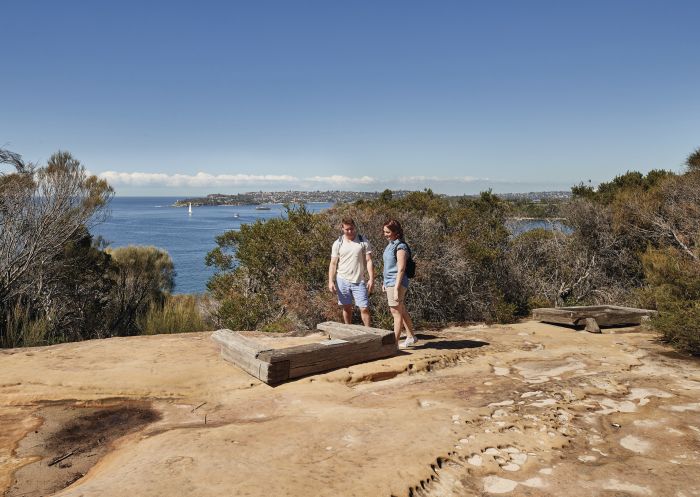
[207,193,527,330]
[652,298,700,355]
[260,317,298,334]
[1,302,50,348]
[206,204,335,331]
[643,247,700,355]
[220,292,274,331]
[138,294,212,335]
[105,245,175,335]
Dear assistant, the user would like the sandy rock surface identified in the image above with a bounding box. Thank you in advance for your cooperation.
[1,321,700,497]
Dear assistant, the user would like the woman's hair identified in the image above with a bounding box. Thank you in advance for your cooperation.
[383,219,404,240]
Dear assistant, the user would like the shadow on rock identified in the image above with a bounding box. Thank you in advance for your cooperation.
[413,339,489,350]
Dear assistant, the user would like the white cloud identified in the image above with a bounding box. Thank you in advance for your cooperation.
[93,170,566,195]
[398,175,485,183]
[98,171,299,187]
[97,170,383,189]
[305,175,377,185]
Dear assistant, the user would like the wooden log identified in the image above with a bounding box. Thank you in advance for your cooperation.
[218,341,291,384]
[531,310,578,325]
[316,321,396,345]
[212,326,397,385]
[212,329,289,383]
[211,329,272,357]
[219,345,271,382]
[532,305,657,327]
[257,333,376,363]
[258,333,396,379]
[286,343,398,379]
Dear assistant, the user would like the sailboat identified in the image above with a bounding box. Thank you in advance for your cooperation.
[188,203,192,215]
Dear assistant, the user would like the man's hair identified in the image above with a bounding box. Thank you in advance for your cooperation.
[341,217,356,227]
[383,219,404,239]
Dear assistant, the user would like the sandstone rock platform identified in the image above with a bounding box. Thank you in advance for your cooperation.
[1,321,699,496]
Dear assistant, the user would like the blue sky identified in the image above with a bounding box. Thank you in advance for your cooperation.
[2,0,698,195]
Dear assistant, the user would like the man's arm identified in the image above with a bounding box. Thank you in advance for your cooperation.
[365,252,374,293]
[328,257,338,293]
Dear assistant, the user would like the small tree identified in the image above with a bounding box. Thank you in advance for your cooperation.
[0,149,113,345]
[686,147,700,172]
[105,245,175,335]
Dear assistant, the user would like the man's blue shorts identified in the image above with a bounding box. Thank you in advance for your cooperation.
[336,277,369,308]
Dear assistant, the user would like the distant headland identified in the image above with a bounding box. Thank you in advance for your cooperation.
[173,190,571,207]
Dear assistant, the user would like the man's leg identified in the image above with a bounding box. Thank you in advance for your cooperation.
[336,277,354,324]
[342,304,353,324]
[359,307,370,327]
[352,281,371,327]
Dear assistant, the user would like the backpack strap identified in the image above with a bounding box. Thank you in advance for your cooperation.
[338,234,366,250]
[339,234,366,244]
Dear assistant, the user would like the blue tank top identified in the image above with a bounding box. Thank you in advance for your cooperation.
[383,239,409,288]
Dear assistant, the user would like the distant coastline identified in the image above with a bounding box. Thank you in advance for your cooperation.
[172,190,571,207]
[172,190,414,207]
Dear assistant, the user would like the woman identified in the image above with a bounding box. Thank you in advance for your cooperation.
[382,219,417,348]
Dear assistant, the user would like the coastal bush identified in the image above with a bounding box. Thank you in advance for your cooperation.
[636,157,700,354]
[330,190,515,326]
[0,149,113,347]
[207,204,336,330]
[104,245,175,335]
[207,190,528,331]
[0,148,195,347]
[1,302,51,348]
[565,149,700,354]
[138,294,213,335]
[553,171,676,307]
[642,247,700,354]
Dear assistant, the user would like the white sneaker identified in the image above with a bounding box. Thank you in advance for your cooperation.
[400,336,418,349]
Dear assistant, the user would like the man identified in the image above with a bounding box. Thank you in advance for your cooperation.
[328,217,374,326]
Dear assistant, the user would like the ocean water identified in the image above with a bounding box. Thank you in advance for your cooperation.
[92,197,332,294]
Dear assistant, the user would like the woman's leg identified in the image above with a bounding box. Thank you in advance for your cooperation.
[399,303,415,338]
[390,306,403,342]
[395,286,414,339]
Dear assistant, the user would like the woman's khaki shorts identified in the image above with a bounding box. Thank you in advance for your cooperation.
[385,285,407,307]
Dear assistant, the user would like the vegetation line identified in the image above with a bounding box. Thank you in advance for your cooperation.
[2,147,699,355]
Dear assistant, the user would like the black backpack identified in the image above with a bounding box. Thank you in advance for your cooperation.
[393,241,416,279]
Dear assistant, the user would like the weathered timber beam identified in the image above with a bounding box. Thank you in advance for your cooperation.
[533,306,658,328]
[211,329,273,357]
[257,336,396,379]
[317,321,396,345]
[212,326,398,385]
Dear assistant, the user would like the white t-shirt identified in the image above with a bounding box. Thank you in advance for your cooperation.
[331,235,372,284]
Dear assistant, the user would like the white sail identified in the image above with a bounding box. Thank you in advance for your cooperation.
[188,203,192,215]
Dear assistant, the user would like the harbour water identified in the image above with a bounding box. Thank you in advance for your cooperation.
[92,197,332,294]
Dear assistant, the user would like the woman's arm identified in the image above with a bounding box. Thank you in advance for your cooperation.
[396,248,407,284]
